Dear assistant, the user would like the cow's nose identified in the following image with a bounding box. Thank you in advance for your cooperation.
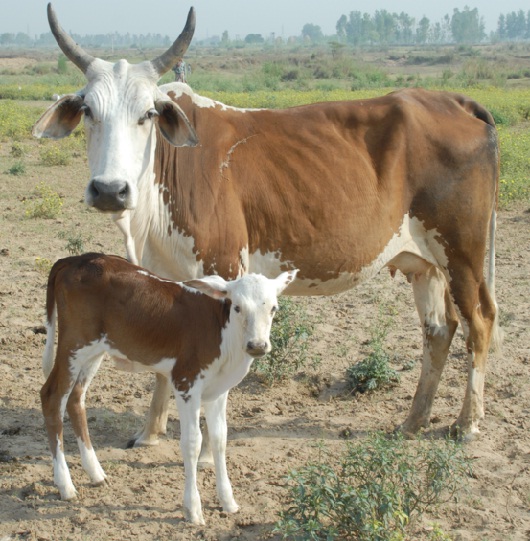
[246,340,269,358]
[88,179,129,212]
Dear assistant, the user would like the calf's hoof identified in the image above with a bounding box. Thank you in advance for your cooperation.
[184,506,205,525]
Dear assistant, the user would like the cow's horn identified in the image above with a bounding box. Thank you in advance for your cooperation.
[151,7,196,77]
[47,3,95,74]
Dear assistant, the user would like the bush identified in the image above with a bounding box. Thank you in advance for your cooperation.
[252,297,316,385]
[24,182,63,219]
[7,161,26,176]
[275,432,472,540]
[347,306,400,394]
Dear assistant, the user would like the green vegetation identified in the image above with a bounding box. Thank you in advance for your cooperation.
[7,161,26,176]
[24,182,63,219]
[253,297,317,385]
[274,433,472,540]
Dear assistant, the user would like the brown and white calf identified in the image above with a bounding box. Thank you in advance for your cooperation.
[40,253,296,524]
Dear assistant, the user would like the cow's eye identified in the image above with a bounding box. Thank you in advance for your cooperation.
[271,305,278,315]
[234,305,241,313]
[139,109,159,125]
[81,105,92,119]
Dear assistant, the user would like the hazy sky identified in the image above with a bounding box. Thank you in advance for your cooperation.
[3,1,529,40]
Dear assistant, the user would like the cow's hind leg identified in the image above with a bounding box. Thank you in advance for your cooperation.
[66,354,106,486]
[450,278,496,439]
[399,265,459,435]
[128,373,171,448]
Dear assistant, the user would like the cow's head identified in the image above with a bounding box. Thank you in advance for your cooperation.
[32,3,198,213]
[185,270,298,358]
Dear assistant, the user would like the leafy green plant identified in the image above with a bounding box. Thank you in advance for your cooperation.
[24,182,63,219]
[58,230,90,255]
[275,433,472,541]
[7,161,26,176]
[10,142,25,157]
[347,306,400,394]
[34,257,53,275]
[252,297,316,385]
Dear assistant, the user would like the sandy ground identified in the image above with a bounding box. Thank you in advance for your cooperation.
[0,139,529,540]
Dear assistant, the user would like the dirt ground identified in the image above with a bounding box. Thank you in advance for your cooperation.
[0,138,529,541]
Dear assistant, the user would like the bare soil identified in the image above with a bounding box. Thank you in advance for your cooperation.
[0,139,529,541]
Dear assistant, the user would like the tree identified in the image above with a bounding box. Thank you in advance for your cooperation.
[302,23,323,43]
[416,16,430,44]
[450,7,485,43]
[244,33,264,44]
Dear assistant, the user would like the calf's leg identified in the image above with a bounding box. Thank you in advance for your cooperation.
[175,390,205,525]
[203,392,238,513]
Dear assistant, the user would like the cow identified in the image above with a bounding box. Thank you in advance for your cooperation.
[40,252,296,524]
[33,3,502,443]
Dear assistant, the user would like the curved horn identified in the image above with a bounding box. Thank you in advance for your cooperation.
[47,3,95,74]
[151,7,196,77]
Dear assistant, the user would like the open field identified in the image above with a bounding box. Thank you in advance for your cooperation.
[0,47,529,540]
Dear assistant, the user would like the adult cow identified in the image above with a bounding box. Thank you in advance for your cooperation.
[33,3,501,442]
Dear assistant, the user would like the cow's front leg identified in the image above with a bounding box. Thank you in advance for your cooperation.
[203,391,238,513]
[175,390,204,525]
[128,373,171,448]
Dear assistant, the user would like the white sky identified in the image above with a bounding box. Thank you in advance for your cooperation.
[2,1,529,40]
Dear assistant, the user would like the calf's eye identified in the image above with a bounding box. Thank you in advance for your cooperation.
[234,305,241,313]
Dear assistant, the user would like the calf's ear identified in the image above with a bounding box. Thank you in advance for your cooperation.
[32,94,84,139]
[183,275,228,300]
[275,269,298,295]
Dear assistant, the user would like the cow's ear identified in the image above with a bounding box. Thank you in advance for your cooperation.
[155,99,198,147]
[183,275,228,300]
[32,94,84,139]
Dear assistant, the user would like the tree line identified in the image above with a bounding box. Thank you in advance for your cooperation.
[1,8,529,49]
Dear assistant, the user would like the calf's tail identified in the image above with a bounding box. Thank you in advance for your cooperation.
[42,261,60,379]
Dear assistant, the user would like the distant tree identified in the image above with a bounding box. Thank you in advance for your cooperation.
[336,15,347,42]
[221,30,229,45]
[244,33,264,44]
[450,7,485,43]
[396,12,415,44]
[302,23,323,43]
[416,16,430,44]
[373,10,396,44]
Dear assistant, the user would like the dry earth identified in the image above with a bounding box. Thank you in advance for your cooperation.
[0,138,529,540]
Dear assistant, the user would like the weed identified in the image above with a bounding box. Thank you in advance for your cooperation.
[252,297,316,385]
[274,432,472,540]
[7,161,26,176]
[39,143,71,166]
[24,182,63,219]
[347,305,400,394]
[10,142,25,157]
[58,230,90,255]
[34,257,53,275]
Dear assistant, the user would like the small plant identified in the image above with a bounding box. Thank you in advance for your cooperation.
[347,305,400,394]
[39,143,71,166]
[274,432,472,541]
[24,182,63,219]
[58,230,90,255]
[252,297,316,385]
[35,257,53,275]
[10,142,25,157]
[7,161,26,176]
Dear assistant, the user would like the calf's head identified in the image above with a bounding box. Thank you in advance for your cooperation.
[186,270,298,357]
[32,3,198,212]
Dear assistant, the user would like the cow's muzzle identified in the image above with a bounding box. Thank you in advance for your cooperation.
[87,179,130,212]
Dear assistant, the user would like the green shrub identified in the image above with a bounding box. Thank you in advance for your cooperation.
[252,297,316,385]
[24,182,63,219]
[10,142,25,157]
[275,432,472,540]
[7,161,26,176]
[347,306,400,394]
[58,230,90,255]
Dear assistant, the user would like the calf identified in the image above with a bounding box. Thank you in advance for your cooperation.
[40,253,296,524]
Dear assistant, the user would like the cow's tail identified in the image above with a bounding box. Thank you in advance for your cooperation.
[487,173,504,355]
[42,261,60,379]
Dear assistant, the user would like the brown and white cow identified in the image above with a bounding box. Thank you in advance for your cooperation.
[41,252,296,524]
[34,4,501,442]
